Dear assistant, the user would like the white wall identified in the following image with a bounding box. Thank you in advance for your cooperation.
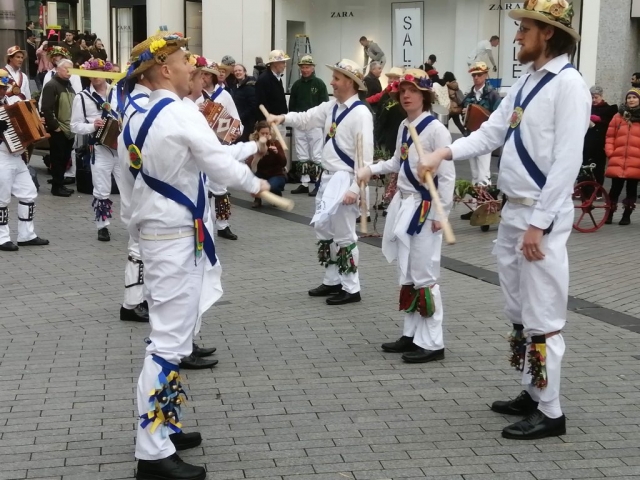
[147,0,184,37]
[89,0,110,57]
[579,0,600,88]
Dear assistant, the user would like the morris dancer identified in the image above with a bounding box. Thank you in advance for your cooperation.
[71,58,121,242]
[269,59,373,306]
[196,60,242,241]
[0,71,49,252]
[357,69,455,363]
[119,33,269,479]
[417,0,589,439]
[4,46,30,103]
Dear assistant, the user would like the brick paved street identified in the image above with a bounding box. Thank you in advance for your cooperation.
[1,156,640,480]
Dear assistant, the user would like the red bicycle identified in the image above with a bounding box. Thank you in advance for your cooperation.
[572,163,611,233]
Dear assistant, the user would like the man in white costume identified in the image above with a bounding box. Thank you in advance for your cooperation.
[418,1,589,440]
[357,69,455,364]
[70,58,121,242]
[118,33,269,480]
[195,60,242,241]
[269,59,373,306]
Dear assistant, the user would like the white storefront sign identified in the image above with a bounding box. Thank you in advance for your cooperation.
[499,2,524,88]
[392,2,424,68]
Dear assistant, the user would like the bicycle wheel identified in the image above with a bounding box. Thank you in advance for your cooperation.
[573,181,611,233]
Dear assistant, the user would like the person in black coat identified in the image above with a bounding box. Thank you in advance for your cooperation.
[583,85,618,186]
[255,49,289,120]
[26,32,37,81]
[230,64,258,142]
[363,61,383,97]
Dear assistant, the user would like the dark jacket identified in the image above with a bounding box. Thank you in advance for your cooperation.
[375,92,406,155]
[463,83,501,112]
[74,48,92,67]
[255,140,287,179]
[41,75,76,136]
[232,76,258,140]
[255,69,288,119]
[26,41,37,79]
[63,41,81,65]
[289,73,328,112]
[364,72,382,97]
[89,46,108,62]
[584,101,618,157]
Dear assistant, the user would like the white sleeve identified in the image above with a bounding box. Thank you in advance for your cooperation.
[221,141,258,162]
[22,72,31,100]
[284,101,330,131]
[70,93,97,135]
[71,76,83,94]
[428,124,455,221]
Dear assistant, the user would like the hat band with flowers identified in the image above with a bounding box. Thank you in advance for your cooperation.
[81,58,114,72]
[524,0,573,27]
[333,61,364,81]
[46,45,70,59]
[0,69,12,88]
[188,53,208,70]
[398,73,433,91]
[126,28,189,79]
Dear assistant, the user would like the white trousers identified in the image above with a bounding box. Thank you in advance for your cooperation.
[494,199,574,418]
[91,146,121,229]
[65,154,76,178]
[294,128,323,185]
[208,181,229,230]
[123,236,145,309]
[315,176,361,294]
[0,154,37,244]
[135,232,202,460]
[469,153,491,186]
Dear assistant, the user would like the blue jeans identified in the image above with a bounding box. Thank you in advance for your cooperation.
[267,176,286,196]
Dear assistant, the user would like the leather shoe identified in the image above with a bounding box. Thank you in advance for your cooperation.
[308,186,318,197]
[491,390,539,416]
[460,211,473,220]
[356,216,371,224]
[17,237,49,246]
[170,431,202,451]
[502,410,566,440]
[98,227,110,242]
[217,227,237,240]
[326,291,361,305]
[291,184,309,194]
[401,347,445,363]
[179,354,218,370]
[120,305,149,322]
[51,186,74,197]
[0,241,18,252]
[192,343,216,357]
[308,283,342,297]
[136,453,206,480]
[381,336,419,353]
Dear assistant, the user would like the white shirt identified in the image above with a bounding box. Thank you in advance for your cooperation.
[370,112,455,221]
[284,93,374,195]
[449,54,591,230]
[4,64,30,104]
[468,39,492,64]
[474,84,485,102]
[118,89,261,239]
[195,84,242,132]
[70,84,119,141]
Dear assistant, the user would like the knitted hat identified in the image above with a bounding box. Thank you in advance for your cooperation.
[509,0,580,42]
[326,59,366,91]
[221,55,236,66]
[126,28,189,79]
[627,88,640,101]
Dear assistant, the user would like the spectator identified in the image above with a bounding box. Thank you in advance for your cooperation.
[40,58,76,197]
[253,57,266,79]
[467,35,500,72]
[583,86,617,187]
[604,88,640,225]
[366,66,403,106]
[26,21,35,32]
[632,72,640,89]
[35,40,53,89]
[363,61,383,98]
[221,55,237,89]
[359,36,386,71]
[248,121,287,208]
[255,49,289,120]
[89,38,108,61]
[26,32,37,85]
[62,31,80,63]
[442,71,466,135]
[419,54,437,72]
[230,64,257,142]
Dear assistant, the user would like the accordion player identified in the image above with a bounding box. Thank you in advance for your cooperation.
[94,117,120,150]
[0,100,49,154]
[464,103,491,133]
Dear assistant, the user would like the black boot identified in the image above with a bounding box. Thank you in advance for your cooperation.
[308,284,342,297]
[326,291,361,305]
[192,343,216,357]
[491,390,539,416]
[308,185,319,197]
[169,431,202,451]
[291,185,309,194]
[179,354,218,370]
[0,241,18,252]
[460,211,473,220]
[355,216,371,224]
[401,347,445,363]
[217,227,237,240]
[619,206,633,225]
[502,410,566,440]
[381,336,419,353]
[17,237,49,246]
[98,227,110,242]
[51,186,74,197]
[136,453,206,480]
[605,209,615,224]
[120,305,149,322]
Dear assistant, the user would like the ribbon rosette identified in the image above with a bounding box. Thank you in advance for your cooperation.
[101,102,111,112]
[400,142,409,161]
[128,145,142,170]
[328,122,337,138]
[509,107,524,129]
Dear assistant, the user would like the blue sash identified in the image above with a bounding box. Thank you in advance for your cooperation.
[123,98,217,266]
[400,115,438,235]
[324,100,365,169]
[123,92,149,117]
[505,63,574,189]
[203,88,223,102]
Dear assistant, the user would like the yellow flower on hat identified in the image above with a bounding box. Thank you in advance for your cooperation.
[150,39,167,54]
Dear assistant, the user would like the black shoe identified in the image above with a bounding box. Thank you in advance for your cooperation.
[308,186,319,197]
[502,410,566,440]
[63,177,76,185]
[169,431,202,451]
[51,186,74,197]
[17,237,49,246]
[460,211,473,220]
[179,354,218,370]
[136,453,206,480]
[381,336,419,353]
[401,347,445,363]
[98,227,110,242]
[0,241,18,252]
[217,227,237,240]
[308,283,342,297]
[291,185,309,194]
[619,207,632,226]
[355,216,371,224]
[192,343,216,357]
[326,291,361,305]
[605,211,614,224]
[120,305,149,322]
[491,390,539,416]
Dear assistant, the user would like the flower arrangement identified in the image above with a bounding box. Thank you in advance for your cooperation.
[80,58,114,71]
[46,45,70,59]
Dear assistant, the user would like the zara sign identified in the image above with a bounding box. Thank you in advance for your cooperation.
[391,2,424,68]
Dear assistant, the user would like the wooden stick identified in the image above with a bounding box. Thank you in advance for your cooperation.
[258,191,295,211]
[356,133,368,234]
[407,125,456,245]
[259,104,288,151]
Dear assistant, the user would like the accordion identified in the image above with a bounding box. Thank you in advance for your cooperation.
[464,104,491,132]
[0,100,49,153]
[95,117,120,150]
[201,100,241,145]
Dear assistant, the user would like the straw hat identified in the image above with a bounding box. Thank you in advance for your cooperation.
[6,45,25,57]
[267,50,290,65]
[0,69,12,88]
[396,69,433,92]
[188,53,208,70]
[326,59,366,91]
[468,62,489,74]
[125,30,189,79]
[385,66,404,79]
[298,55,315,66]
[509,0,580,42]
[201,59,221,77]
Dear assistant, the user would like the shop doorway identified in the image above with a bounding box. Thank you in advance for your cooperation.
[110,4,146,68]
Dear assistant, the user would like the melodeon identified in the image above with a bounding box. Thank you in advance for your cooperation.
[0,100,49,153]
[464,103,491,132]
[201,100,242,145]
[95,117,120,150]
